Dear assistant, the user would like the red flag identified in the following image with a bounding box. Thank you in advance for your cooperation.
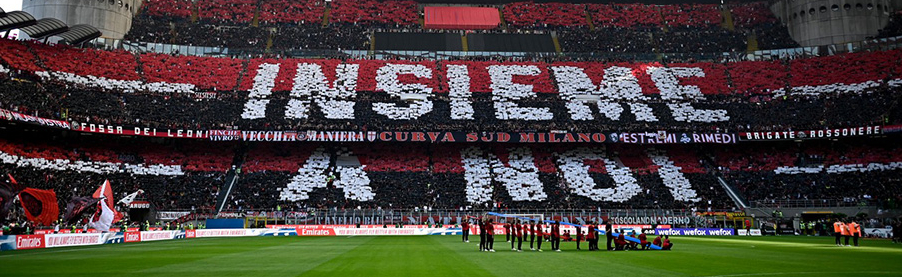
[91,180,123,225]
[6,174,24,192]
[19,188,59,226]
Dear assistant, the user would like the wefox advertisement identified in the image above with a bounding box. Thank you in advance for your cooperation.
[655,228,735,236]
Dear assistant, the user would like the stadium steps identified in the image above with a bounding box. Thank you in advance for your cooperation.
[551,33,562,53]
[215,146,248,214]
[134,52,147,83]
[322,5,331,27]
[234,59,251,91]
[251,11,260,27]
[191,7,198,23]
[265,28,274,52]
[747,34,759,52]
[716,176,750,209]
[721,8,735,31]
[168,22,177,44]
[498,8,508,31]
[461,34,468,52]
[585,8,594,31]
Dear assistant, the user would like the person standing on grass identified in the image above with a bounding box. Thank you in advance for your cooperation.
[575,225,583,250]
[586,222,596,250]
[605,221,614,250]
[841,219,852,246]
[478,218,486,251]
[513,219,523,251]
[551,221,561,251]
[529,220,537,250]
[507,219,519,251]
[535,221,544,252]
[461,218,469,243]
[745,219,751,236]
[486,218,495,252]
[833,219,843,246]
[505,221,511,242]
[521,221,529,250]
[848,220,860,247]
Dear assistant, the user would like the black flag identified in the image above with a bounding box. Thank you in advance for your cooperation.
[62,196,101,225]
[0,174,24,224]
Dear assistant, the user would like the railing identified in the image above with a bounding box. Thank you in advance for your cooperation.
[201,208,710,228]
[751,199,874,208]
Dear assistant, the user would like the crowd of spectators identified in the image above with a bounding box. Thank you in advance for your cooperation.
[1,37,901,132]
[329,0,419,27]
[502,2,588,29]
[229,143,732,211]
[714,139,902,209]
[270,23,370,51]
[0,134,234,212]
[196,0,258,24]
[258,0,325,25]
[121,0,805,53]
[0,124,900,215]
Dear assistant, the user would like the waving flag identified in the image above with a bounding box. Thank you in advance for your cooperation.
[62,196,101,225]
[1,174,25,223]
[0,187,14,224]
[89,180,122,232]
[18,188,59,226]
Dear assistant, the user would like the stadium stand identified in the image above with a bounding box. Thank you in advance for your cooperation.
[1,37,900,133]
[1,0,902,233]
[119,0,801,53]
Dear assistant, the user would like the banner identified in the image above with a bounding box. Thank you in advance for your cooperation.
[15,234,45,250]
[140,231,178,241]
[157,211,192,220]
[209,130,241,141]
[69,122,208,139]
[740,126,882,141]
[607,132,737,144]
[0,108,70,129]
[124,232,141,243]
[883,125,902,134]
[608,216,692,225]
[19,188,59,226]
[44,233,105,248]
[737,229,762,236]
[222,130,739,144]
[295,227,337,236]
[695,212,747,218]
[655,228,735,236]
[864,228,893,238]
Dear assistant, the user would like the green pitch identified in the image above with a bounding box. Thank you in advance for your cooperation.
[2,235,901,276]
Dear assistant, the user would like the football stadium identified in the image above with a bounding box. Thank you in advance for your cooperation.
[1,0,902,275]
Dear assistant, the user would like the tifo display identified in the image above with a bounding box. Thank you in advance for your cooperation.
[1,0,902,275]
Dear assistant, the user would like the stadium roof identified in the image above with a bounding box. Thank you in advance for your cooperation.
[0,7,6,17]
[0,11,37,32]
[56,24,102,45]
[20,18,69,39]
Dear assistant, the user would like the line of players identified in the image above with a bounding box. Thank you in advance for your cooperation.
[460,217,673,252]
